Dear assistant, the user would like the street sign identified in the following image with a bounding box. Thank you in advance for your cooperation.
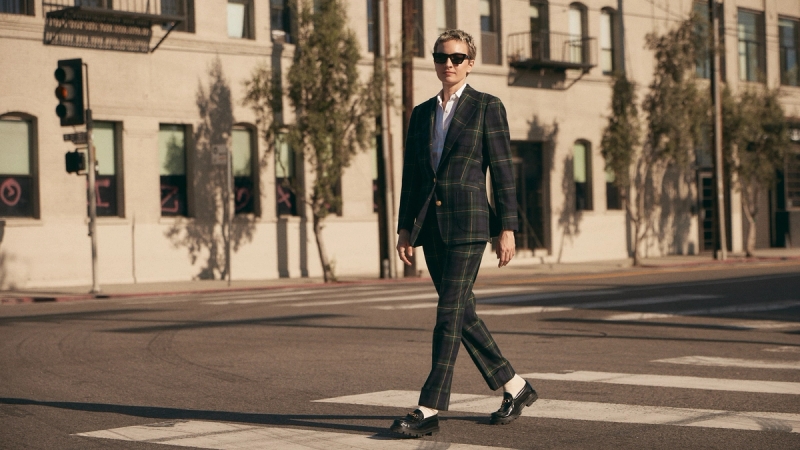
[63,132,88,145]
[212,144,228,165]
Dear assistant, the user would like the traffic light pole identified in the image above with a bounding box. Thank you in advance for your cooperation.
[84,63,100,293]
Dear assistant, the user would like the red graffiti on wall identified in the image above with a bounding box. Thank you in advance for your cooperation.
[0,178,22,207]
[160,185,180,213]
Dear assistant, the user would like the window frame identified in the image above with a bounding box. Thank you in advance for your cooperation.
[0,0,34,15]
[599,7,616,75]
[0,113,38,219]
[737,8,766,83]
[232,124,259,217]
[161,0,195,33]
[92,120,124,218]
[480,0,501,65]
[694,1,727,81]
[270,0,294,43]
[779,16,800,87]
[529,0,550,61]
[412,0,425,58]
[568,2,589,65]
[158,123,192,218]
[573,139,593,211]
[275,131,299,217]
[228,0,255,40]
[436,0,456,35]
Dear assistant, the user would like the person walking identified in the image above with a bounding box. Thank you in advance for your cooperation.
[390,29,537,438]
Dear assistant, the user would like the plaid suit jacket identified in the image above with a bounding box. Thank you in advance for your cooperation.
[397,85,519,246]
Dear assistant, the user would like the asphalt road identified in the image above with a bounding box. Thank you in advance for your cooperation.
[1,260,799,449]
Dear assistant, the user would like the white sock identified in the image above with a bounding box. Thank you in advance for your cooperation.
[503,374,526,397]
[417,405,438,418]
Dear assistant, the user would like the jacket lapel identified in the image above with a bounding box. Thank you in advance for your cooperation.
[438,85,478,172]
[418,97,437,174]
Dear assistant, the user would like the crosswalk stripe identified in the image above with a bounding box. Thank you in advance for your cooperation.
[520,371,800,395]
[653,356,800,370]
[291,287,532,307]
[203,286,434,305]
[602,300,800,321]
[765,346,800,353]
[75,420,511,449]
[373,303,437,310]
[479,306,572,315]
[479,289,622,304]
[316,390,800,433]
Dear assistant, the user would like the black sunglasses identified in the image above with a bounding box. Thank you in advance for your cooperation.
[432,52,469,65]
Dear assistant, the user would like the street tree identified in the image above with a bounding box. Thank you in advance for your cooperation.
[722,87,790,256]
[601,15,707,265]
[600,74,642,263]
[245,0,382,282]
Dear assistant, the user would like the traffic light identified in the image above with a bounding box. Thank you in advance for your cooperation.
[65,150,86,174]
[54,58,85,126]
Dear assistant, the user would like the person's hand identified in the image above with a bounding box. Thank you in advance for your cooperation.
[397,229,413,266]
[496,230,515,267]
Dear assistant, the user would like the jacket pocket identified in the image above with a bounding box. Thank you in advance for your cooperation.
[454,191,489,233]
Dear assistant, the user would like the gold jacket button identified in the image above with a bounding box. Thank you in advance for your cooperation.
[435,200,442,206]
[433,177,436,183]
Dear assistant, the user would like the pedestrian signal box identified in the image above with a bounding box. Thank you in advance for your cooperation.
[65,150,86,174]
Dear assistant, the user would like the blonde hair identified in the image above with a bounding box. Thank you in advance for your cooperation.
[432,29,477,60]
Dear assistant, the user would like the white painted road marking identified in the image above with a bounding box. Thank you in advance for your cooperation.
[765,346,800,353]
[653,356,800,370]
[292,287,532,307]
[479,289,623,304]
[603,300,800,321]
[520,371,800,395]
[316,390,800,433]
[75,420,512,449]
[478,306,572,315]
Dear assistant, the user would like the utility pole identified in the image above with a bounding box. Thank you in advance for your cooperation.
[402,0,416,277]
[709,0,727,260]
[86,107,100,294]
[374,0,396,278]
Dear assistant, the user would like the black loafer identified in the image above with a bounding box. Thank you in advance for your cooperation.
[390,409,440,437]
[490,380,538,425]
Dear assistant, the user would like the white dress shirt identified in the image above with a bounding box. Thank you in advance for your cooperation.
[431,83,467,170]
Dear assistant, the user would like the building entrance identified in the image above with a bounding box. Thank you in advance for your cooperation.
[510,141,547,250]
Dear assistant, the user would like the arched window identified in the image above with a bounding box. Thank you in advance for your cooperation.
[275,131,298,216]
[0,113,37,218]
[568,3,588,64]
[232,124,258,215]
[573,140,592,211]
[159,123,190,217]
[600,8,616,74]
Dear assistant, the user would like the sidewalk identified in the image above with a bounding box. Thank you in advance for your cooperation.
[2,248,799,304]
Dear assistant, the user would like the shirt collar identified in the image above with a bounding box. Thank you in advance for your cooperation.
[437,83,468,105]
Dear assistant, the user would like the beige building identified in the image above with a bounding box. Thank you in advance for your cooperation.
[1,0,799,289]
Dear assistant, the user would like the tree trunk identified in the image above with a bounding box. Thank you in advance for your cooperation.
[312,210,335,282]
[741,184,759,258]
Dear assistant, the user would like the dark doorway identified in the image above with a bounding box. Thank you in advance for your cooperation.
[698,170,715,252]
[510,141,546,250]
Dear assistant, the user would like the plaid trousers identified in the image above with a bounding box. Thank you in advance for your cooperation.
[417,207,515,411]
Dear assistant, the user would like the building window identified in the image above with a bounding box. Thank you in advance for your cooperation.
[161,0,195,33]
[228,0,254,39]
[412,0,424,57]
[480,0,500,65]
[436,0,456,35]
[568,3,588,64]
[599,8,616,74]
[232,126,257,215]
[605,167,621,210]
[0,0,33,15]
[0,115,36,218]
[275,133,297,216]
[93,121,122,217]
[574,140,592,211]
[367,0,375,52]
[271,0,293,43]
[738,9,765,82]
[694,1,726,80]
[779,17,800,87]
[787,144,800,209]
[159,124,189,217]
[75,0,112,8]
[530,1,549,61]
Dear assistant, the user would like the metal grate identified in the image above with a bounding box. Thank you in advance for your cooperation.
[43,0,187,53]
[507,30,596,71]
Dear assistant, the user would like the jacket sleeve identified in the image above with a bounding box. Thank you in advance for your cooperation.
[483,97,519,232]
[397,106,420,233]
